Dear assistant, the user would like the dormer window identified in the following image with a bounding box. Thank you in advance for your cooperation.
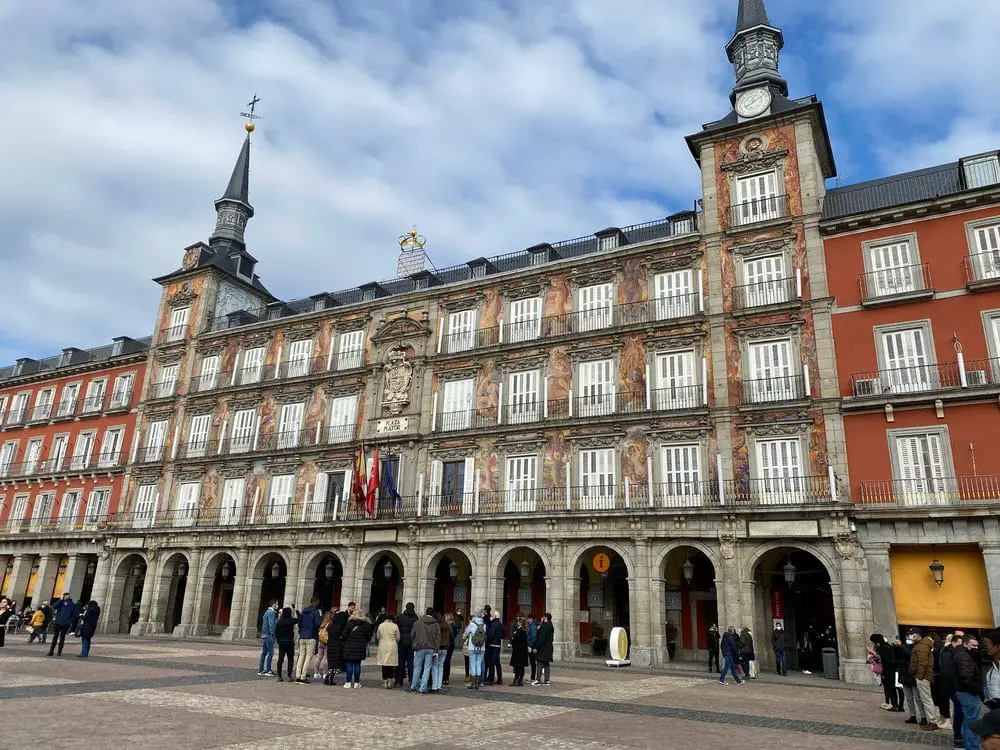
[362,288,375,302]
[111,340,123,357]
[671,214,696,235]
[963,153,1000,189]
[470,264,487,279]
[231,252,255,281]
[595,229,624,253]
[359,282,385,303]
[526,243,555,267]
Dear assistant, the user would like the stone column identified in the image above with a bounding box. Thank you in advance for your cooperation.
[630,538,655,667]
[862,543,897,638]
[649,573,667,665]
[91,554,115,634]
[403,542,421,611]
[717,547,742,629]
[548,540,571,660]
[839,549,875,684]
[981,543,1000,628]
[133,555,158,636]
[472,542,489,613]
[6,554,34,608]
[176,548,204,638]
[287,547,305,609]
[222,547,251,641]
[32,553,61,605]
[63,554,90,602]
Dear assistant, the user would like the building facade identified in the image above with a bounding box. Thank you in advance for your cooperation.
[0,336,149,611]
[822,151,1000,638]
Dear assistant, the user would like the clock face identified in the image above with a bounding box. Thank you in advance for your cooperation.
[736,87,772,119]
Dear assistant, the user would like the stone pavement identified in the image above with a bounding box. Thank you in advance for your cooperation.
[0,637,952,749]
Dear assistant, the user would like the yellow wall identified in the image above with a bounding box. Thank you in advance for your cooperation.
[24,557,40,601]
[50,557,69,601]
[1,565,11,595]
[890,546,994,628]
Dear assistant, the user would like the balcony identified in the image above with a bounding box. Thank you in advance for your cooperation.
[859,263,933,307]
[80,394,106,415]
[4,407,26,428]
[730,195,791,229]
[163,324,187,343]
[858,475,1000,508]
[134,446,166,465]
[175,425,358,461]
[150,381,177,400]
[107,389,133,412]
[740,373,808,406]
[28,404,53,423]
[848,362,967,399]
[54,399,78,420]
[722,475,833,506]
[965,251,1000,291]
[650,384,706,412]
[732,274,801,312]
[190,353,366,394]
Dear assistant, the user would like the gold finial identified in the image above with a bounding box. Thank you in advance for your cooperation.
[240,94,261,133]
[399,226,426,251]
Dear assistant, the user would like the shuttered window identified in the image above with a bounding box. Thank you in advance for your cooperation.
[328,396,358,444]
[973,223,1000,280]
[508,297,541,342]
[654,271,694,320]
[578,284,613,331]
[133,484,158,528]
[743,255,788,307]
[660,444,701,506]
[267,474,296,523]
[187,414,211,457]
[578,359,615,416]
[219,478,245,525]
[176,482,201,526]
[144,420,168,461]
[505,455,538,512]
[338,330,365,370]
[240,347,266,384]
[735,171,779,225]
[655,350,698,410]
[868,240,918,296]
[198,355,221,391]
[747,339,795,402]
[880,327,932,393]
[579,448,616,509]
[277,402,304,449]
[508,369,540,424]
[447,310,477,352]
[894,433,947,504]
[756,438,804,504]
[230,408,256,453]
[286,339,313,378]
[442,378,474,431]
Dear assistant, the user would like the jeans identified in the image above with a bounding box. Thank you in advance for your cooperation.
[80,636,92,657]
[443,647,454,684]
[775,649,788,675]
[537,660,550,683]
[529,650,538,680]
[259,636,275,673]
[951,693,964,743]
[345,660,361,684]
[411,649,435,692]
[903,683,925,720]
[720,655,742,683]
[295,638,316,680]
[396,644,414,685]
[468,650,485,677]
[47,625,70,655]
[916,680,941,724]
[432,648,448,690]
[708,648,719,671]
[957,691,983,750]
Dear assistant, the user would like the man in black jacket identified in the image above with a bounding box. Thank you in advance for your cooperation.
[771,623,788,676]
[532,613,554,686]
[707,624,720,672]
[955,634,985,750]
[396,602,419,687]
[483,609,504,685]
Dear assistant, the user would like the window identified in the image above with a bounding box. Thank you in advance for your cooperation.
[0,441,17,477]
[176,482,201,526]
[187,414,212,457]
[735,171,780,225]
[866,239,920,297]
[660,444,702,506]
[756,438,805,504]
[447,310,477,353]
[47,435,68,472]
[441,378,474,431]
[578,284,613,331]
[32,388,55,421]
[655,350,699,410]
[428,457,474,516]
[879,326,933,393]
[84,489,110,529]
[277,402,304,449]
[166,306,189,341]
[654,271,695,320]
[328,395,358,443]
[337,330,365,370]
[24,438,43,474]
[508,370,540,424]
[9,392,29,424]
[82,379,106,413]
[98,427,123,467]
[970,222,1000,280]
[507,298,542,343]
[144,420,168,461]
[267,474,295,523]
[57,383,80,417]
[30,492,54,530]
[530,250,548,266]
[964,155,1000,189]
[230,408,256,453]
[0,396,6,426]
[470,264,487,279]
[505,454,538,512]
[58,490,82,529]
[156,364,179,399]
[110,373,135,408]
[742,255,790,307]
[893,431,948,505]
[286,339,313,378]
[579,448,616,509]
[239,347,266,384]
[133,484,158,528]
[9,494,28,531]
[198,356,220,391]
[362,287,376,303]
[672,216,695,235]
[746,339,797,403]
[69,431,96,470]
[219,477,245,525]
[578,359,615,416]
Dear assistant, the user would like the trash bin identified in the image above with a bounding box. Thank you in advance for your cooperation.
[822,647,839,679]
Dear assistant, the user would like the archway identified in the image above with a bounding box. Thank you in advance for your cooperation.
[114,554,147,634]
[576,546,629,656]
[662,546,717,662]
[161,554,190,634]
[255,553,288,635]
[207,554,236,635]
[497,547,547,627]
[752,546,836,674]
[427,549,472,616]
[311,554,344,612]
[368,553,404,616]
[79,555,99,605]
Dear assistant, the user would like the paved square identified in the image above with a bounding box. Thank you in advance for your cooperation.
[0,638,953,749]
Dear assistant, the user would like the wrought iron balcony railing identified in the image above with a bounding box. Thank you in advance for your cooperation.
[740,374,808,405]
[859,263,932,303]
[849,362,963,397]
[966,251,1000,284]
[732,275,800,310]
[858,475,1000,507]
[722,475,833,506]
[190,353,367,394]
[730,195,790,228]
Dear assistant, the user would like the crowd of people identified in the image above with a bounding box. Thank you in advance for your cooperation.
[0,593,102,656]
[706,622,797,685]
[868,627,1000,748]
[256,600,555,692]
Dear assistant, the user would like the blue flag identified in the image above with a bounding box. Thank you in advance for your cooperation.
[382,448,402,511]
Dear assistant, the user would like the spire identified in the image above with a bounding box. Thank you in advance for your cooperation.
[210,131,255,249]
[222,134,251,204]
[734,0,771,36]
[726,0,787,97]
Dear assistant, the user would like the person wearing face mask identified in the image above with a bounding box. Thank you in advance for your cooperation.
[909,628,941,731]
[955,634,984,750]
[258,600,278,676]
[899,632,929,727]
[771,622,788,677]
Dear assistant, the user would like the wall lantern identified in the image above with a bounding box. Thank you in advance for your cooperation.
[30,560,40,575]
[221,561,231,580]
[324,560,335,580]
[383,560,394,580]
[782,558,797,586]
[682,558,695,584]
[270,562,281,579]
[130,563,143,578]
[86,561,96,576]
[929,559,945,587]
[519,559,531,580]
[448,560,459,582]
[178,562,188,577]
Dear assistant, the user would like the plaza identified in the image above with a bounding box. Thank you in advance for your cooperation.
[0,638,953,749]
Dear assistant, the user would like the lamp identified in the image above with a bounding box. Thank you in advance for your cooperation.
[383,559,393,580]
[519,559,531,580]
[929,559,945,587]
[681,558,695,584]
[324,560,335,580]
[30,560,40,575]
[782,558,796,586]
[178,562,188,577]
[86,561,96,576]
[130,563,142,578]
[448,560,459,582]
[221,561,231,579]
[271,562,281,579]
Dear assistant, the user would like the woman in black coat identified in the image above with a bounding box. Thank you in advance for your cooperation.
[78,601,101,658]
[274,608,296,682]
[328,608,350,675]
[509,617,529,686]
[341,610,373,688]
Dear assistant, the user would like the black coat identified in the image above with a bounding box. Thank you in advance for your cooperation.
[509,626,529,669]
[328,610,350,668]
[275,615,296,646]
[79,604,101,639]
[535,621,554,662]
[397,609,419,648]
[707,630,721,652]
[953,645,984,696]
[342,617,373,662]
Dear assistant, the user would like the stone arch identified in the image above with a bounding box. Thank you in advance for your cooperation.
[565,540,636,579]
[423,543,479,579]
[742,540,840,585]
[423,544,477,616]
[154,552,190,635]
[652,540,723,578]
[301,550,346,611]
[251,550,290,579]
[199,550,239,635]
[491,541,553,581]
[491,542,552,626]
[652,540,723,664]
[358,546,406,582]
[359,548,406,618]
[109,552,149,634]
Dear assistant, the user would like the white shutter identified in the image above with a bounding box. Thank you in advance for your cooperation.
[241,347,265,384]
[31,493,54,529]
[199,356,221,391]
[881,328,931,393]
[341,468,353,509]
[157,365,178,399]
[176,482,201,526]
[579,449,616,509]
[11,495,29,530]
[98,428,123,467]
[338,330,365,370]
[111,373,134,407]
[58,491,82,529]
[219,478,245,525]
[579,359,615,416]
[869,241,916,295]
[508,298,541,342]
[508,369,540,423]
[462,456,476,514]
[145,420,168,460]
[311,472,329,521]
[743,255,787,307]
[736,172,779,224]
[188,414,211,457]
[83,379,106,412]
[34,389,54,419]
[49,435,68,470]
[287,339,313,378]
[655,350,697,410]
[277,403,304,449]
[328,396,358,443]
[58,384,80,416]
[230,409,256,453]
[84,489,109,529]
[660,444,701,507]
[579,284,613,331]
[24,439,43,473]
[428,460,443,516]
[748,340,793,402]
[505,455,537,512]
[134,484,158,528]
[0,443,17,476]
[654,271,694,320]
[974,224,1000,279]
[268,474,295,523]
[448,310,477,352]
[895,433,946,504]
[168,307,189,337]
[756,438,803,504]
[442,379,474,431]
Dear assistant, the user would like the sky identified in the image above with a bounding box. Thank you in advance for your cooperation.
[0,0,998,364]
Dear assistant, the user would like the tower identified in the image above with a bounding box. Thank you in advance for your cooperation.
[726,0,788,117]
[210,132,255,251]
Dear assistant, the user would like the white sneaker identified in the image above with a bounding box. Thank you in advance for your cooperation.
[937,719,952,730]
[353,682,361,689]
[343,683,353,689]
[257,671,266,676]
[530,680,540,686]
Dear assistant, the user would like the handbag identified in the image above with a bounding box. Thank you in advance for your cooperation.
[749,660,758,678]
[25,625,34,635]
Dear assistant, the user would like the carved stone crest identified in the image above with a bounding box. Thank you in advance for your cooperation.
[382,348,413,416]
[834,532,857,560]
[168,283,198,308]
[720,148,789,175]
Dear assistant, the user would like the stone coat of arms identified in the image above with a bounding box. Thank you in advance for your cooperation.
[382,348,413,416]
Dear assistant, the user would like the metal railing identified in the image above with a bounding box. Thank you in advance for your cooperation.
[858,475,1000,507]
[722,475,833,506]
[163,324,187,342]
[650,384,705,412]
[28,404,53,422]
[957,358,1000,388]
[730,195,790,228]
[965,251,1000,284]
[190,352,366,394]
[860,263,931,300]
[849,363,962,397]
[174,425,359,461]
[4,407,26,426]
[732,276,799,310]
[0,453,122,480]
[14,390,134,423]
[740,374,807,404]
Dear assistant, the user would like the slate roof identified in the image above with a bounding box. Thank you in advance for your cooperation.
[155,243,274,299]
[222,134,252,205]
[0,336,151,384]
[734,0,772,35]
[822,162,966,220]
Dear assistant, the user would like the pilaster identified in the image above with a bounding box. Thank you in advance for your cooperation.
[221,547,251,640]
[630,538,656,667]
[176,548,204,637]
[6,554,34,607]
[31,553,61,606]
[863,544,897,637]
[980,543,1000,627]
[63,554,90,602]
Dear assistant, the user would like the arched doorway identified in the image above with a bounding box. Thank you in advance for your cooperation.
[311,554,344,612]
[368,553,403,616]
[161,554,190,634]
[114,555,147,634]
[79,556,98,605]
[207,554,236,635]
[255,553,287,634]
[428,549,472,616]
[752,547,836,674]
[662,547,717,662]
[497,547,546,627]
[577,546,629,657]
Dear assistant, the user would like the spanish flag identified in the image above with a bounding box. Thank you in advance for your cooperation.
[365,446,380,518]
[352,444,367,506]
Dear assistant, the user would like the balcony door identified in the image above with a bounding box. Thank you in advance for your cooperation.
[756,438,804,505]
[747,339,795,402]
[655,350,698,411]
[735,171,779,224]
[742,255,787,307]
[880,328,932,393]
[869,240,917,296]
[894,433,947,506]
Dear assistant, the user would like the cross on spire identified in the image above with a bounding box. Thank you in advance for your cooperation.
[241,94,261,122]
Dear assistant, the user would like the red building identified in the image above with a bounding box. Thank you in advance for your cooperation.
[822,151,1000,636]
[0,336,149,608]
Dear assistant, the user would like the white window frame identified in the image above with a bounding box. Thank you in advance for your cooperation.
[277,402,304,449]
[746,338,796,403]
[876,322,935,393]
[156,364,179,399]
[508,369,540,424]
[30,491,55,530]
[578,448,616,510]
[133,484,159,528]
[0,396,6,427]
[144,420,168,461]
[0,441,17,478]
[337,330,365,370]
[166,306,190,341]
[742,254,790,307]
[69,431,96,470]
[659,443,703,507]
[734,170,780,225]
[653,270,695,320]
[655,350,699,411]
[267,474,295,524]
[286,339,313,378]
[56,383,80,417]
[505,454,538,513]
[32,388,55,421]
[507,297,542,343]
[328,395,358,444]
[8,392,29,424]
[890,429,952,506]
[198,356,221,391]
[82,378,107,413]
[176,482,201,527]
[578,283,614,332]
[239,346,266,384]
[84,488,110,529]
[230,408,257,454]
[441,378,474,431]
[967,219,1000,281]
[577,358,616,416]
[447,309,477,353]
[8,494,29,531]
[863,235,922,297]
[964,155,1000,189]
[47,434,69,472]
[23,437,43,475]
[219,477,245,525]
[754,437,805,504]
[110,373,135,408]
[187,414,212,458]
[97,427,123,468]
[58,490,83,530]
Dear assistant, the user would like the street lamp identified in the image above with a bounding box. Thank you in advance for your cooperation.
[782,558,797,586]
[221,561,231,580]
[270,562,281,579]
[519,559,531,580]
[178,562,188,577]
[324,560,335,580]
[130,563,143,578]
[448,560,459,582]
[86,561,96,576]
[681,558,695,584]
[383,560,393,580]
[929,559,945,587]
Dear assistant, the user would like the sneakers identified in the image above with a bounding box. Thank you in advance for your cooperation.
[937,719,952,730]
[257,671,267,676]
[718,680,727,685]
[531,680,541,686]
[264,671,274,676]
[353,682,361,688]
[343,683,353,689]
[880,703,892,710]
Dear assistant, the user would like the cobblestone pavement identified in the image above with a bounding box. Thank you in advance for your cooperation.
[0,638,953,749]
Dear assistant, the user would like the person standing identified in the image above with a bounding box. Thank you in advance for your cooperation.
[258,600,278,676]
[739,626,756,679]
[509,616,528,686]
[28,607,46,643]
[871,634,903,712]
[707,624,721,673]
[409,607,441,694]
[910,628,941,731]
[719,626,745,685]
[77,601,101,658]
[464,609,487,690]
[954,634,983,750]
[936,633,957,733]
[443,612,458,686]
[294,597,321,684]
[532,612,554,686]
[899,634,927,726]
[341,607,373,688]
[771,622,788,676]
[484,608,505,686]
[328,601,355,680]
[313,610,334,680]
[967,708,1000,749]
[38,601,52,643]
[526,614,539,682]
[375,612,400,688]
[396,602,418,688]
[0,598,11,647]
[47,592,76,657]
[981,630,1000,706]
[431,612,450,693]
[274,607,296,682]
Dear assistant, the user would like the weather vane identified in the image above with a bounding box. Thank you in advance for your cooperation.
[240,94,261,133]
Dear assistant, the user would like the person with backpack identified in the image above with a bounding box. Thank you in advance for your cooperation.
[532,612,554,686]
[464,609,488,690]
[313,610,334,680]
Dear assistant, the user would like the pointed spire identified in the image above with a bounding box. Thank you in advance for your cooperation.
[726,0,786,97]
[222,133,251,204]
[734,0,771,36]
[210,131,255,249]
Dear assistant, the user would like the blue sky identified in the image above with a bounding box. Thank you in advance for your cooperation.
[0,0,997,364]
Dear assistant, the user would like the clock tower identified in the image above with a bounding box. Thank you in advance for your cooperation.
[726,0,788,122]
